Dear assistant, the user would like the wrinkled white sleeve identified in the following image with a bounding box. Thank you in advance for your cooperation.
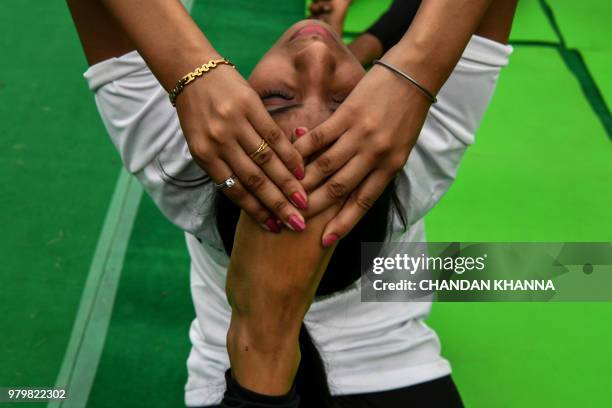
[396,35,513,227]
[84,51,219,244]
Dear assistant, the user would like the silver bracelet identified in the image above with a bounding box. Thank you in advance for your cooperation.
[373,59,437,104]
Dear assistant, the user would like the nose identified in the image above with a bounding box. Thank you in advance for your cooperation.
[293,39,337,85]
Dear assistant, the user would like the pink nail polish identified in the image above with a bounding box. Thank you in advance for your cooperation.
[322,234,339,248]
[293,167,305,180]
[265,217,281,233]
[288,215,306,232]
[291,192,308,210]
[295,127,307,137]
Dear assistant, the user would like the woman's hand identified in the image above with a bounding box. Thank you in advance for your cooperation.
[176,66,308,233]
[294,57,431,247]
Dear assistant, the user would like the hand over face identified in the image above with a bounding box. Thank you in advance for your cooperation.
[175,65,308,233]
[294,62,432,246]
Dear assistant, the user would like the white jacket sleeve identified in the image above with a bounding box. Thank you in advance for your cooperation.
[396,35,513,227]
[84,51,219,244]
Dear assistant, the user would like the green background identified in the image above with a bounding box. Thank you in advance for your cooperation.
[0,0,610,407]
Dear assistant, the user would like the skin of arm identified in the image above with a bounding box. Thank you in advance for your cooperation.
[384,0,493,94]
[225,201,341,395]
[98,0,217,90]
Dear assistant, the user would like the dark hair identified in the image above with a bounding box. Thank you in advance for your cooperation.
[214,182,405,407]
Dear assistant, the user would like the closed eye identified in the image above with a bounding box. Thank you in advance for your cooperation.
[260,89,294,101]
[267,104,303,116]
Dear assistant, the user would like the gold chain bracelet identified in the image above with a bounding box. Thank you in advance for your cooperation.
[169,58,236,106]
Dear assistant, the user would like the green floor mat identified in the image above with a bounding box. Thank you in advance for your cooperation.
[0,0,121,394]
[424,47,612,407]
[509,0,558,43]
[341,0,392,34]
[428,302,612,408]
[546,0,612,51]
[193,0,308,77]
[425,46,612,242]
[583,50,612,109]
[86,196,192,408]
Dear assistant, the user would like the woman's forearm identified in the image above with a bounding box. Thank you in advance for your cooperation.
[226,209,338,394]
[226,254,333,395]
[384,0,493,95]
[100,0,218,89]
[227,251,336,395]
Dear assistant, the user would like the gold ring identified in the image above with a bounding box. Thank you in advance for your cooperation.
[249,140,269,159]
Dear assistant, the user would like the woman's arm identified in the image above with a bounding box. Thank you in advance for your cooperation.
[67,0,308,232]
[295,0,517,247]
[225,203,340,395]
[96,0,215,89]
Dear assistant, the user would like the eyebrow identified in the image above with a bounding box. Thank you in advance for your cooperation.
[267,104,303,116]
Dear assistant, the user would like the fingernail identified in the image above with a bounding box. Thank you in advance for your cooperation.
[265,217,282,233]
[291,192,308,210]
[295,127,307,137]
[293,167,305,180]
[287,214,306,232]
[322,234,338,248]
